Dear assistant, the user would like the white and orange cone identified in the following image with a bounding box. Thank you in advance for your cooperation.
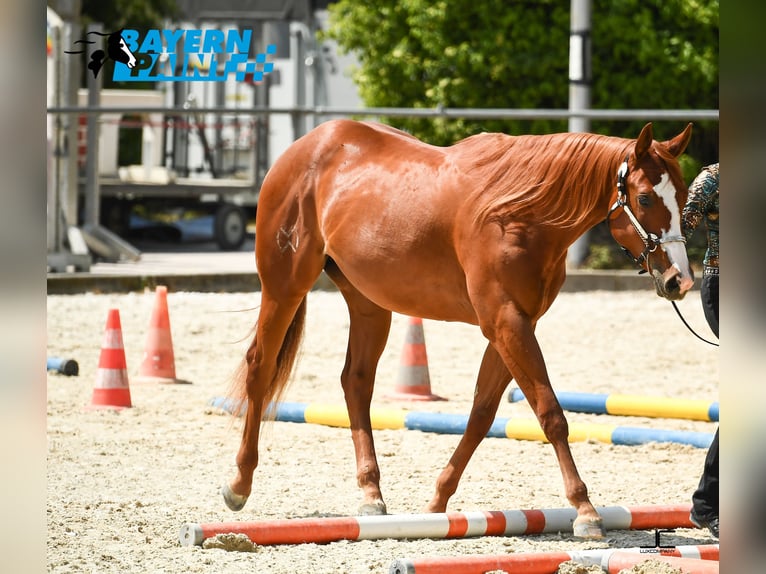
[135,285,191,384]
[88,308,132,410]
[388,317,446,401]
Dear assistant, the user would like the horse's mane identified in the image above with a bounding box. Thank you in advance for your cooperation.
[451,131,634,229]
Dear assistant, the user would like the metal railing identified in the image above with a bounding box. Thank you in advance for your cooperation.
[47,105,719,121]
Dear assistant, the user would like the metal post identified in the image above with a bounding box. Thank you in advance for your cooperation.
[83,23,103,228]
[172,84,188,176]
[567,0,592,267]
[47,132,58,252]
[172,31,189,177]
[568,0,591,134]
[253,22,271,189]
[62,20,81,228]
[48,24,62,253]
[290,22,307,140]
[254,74,271,191]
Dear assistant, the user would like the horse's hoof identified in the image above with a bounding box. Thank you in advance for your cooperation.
[358,500,387,516]
[573,517,606,539]
[221,484,249,511]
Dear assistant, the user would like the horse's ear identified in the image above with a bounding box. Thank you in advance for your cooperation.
[635,123,653,159]
[664,123,693,158]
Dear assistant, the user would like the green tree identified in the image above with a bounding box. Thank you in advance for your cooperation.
[324,0,718,164]
[80,0,179,35]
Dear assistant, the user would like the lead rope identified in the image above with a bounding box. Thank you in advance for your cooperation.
[671,301,719,347]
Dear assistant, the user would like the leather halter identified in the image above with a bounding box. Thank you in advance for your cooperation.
[606,156,686,271]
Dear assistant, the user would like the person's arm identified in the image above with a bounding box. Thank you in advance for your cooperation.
[682,164,719,241]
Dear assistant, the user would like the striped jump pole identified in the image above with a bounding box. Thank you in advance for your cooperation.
[508,388,719,422]
[604,550,719,574]
[206,399,715,448]
[179,503,694,547]
[389,544,719,574]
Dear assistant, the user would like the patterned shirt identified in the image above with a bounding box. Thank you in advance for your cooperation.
[682,163,719,269]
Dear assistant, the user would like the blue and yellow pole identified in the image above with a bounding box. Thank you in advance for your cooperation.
[208,399,714,449]
[508,388,719,422]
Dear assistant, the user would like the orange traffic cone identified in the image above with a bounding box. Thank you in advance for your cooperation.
[388,317,446,401]
[88,308,132,409]
[135,285,191,384]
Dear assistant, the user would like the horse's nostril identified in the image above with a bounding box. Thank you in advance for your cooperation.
[665,276,679,292]
[660,265,682,294]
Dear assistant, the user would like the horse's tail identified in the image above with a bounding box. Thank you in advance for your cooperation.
[266,296,307,414]
[227,296,307,421]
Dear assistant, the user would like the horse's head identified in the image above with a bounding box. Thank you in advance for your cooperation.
[607,122,694,301]
[107,30,136,69]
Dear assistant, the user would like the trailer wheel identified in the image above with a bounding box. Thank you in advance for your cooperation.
[214,203,247,251]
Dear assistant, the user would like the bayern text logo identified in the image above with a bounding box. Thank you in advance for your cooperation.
[69,28,276,82]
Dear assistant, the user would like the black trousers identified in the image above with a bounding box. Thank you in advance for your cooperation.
[692,428,719,520]
[692,271,719,520]
[701,272,719,338]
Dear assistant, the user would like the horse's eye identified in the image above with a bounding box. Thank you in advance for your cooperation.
[637,195,651,207]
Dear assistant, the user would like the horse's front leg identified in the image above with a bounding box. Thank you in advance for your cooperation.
[484,306,605,538]
[426,342,511,513]
[333,276,393,515]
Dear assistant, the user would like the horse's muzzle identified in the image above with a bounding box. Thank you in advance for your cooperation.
[655,265,693,301]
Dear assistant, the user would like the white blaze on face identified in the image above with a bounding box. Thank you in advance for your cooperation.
[654,173,694,290]
[119,38,137,68]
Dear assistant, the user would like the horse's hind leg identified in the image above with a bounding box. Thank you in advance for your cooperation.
[224,230,325,512]
[325,261,392,515]
[223,291,309,511]
[426,343,511,513]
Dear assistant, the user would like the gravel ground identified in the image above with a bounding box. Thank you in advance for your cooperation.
[47,288,719,573]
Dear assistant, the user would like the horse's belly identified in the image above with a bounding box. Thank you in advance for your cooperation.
[317,165,475,321]
[327,245,477,324]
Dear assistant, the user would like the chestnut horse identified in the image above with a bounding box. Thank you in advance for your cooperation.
[223,119,693,538]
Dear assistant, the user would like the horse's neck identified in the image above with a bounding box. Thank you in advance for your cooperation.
[582,178,618,230]
[575,140,630,228]
[548,139,629,250]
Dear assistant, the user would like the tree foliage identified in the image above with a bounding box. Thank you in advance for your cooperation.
[80,0,179,33]
[324,0,718,165]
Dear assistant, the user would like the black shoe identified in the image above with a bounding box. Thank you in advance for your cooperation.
[690,511,719,538]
